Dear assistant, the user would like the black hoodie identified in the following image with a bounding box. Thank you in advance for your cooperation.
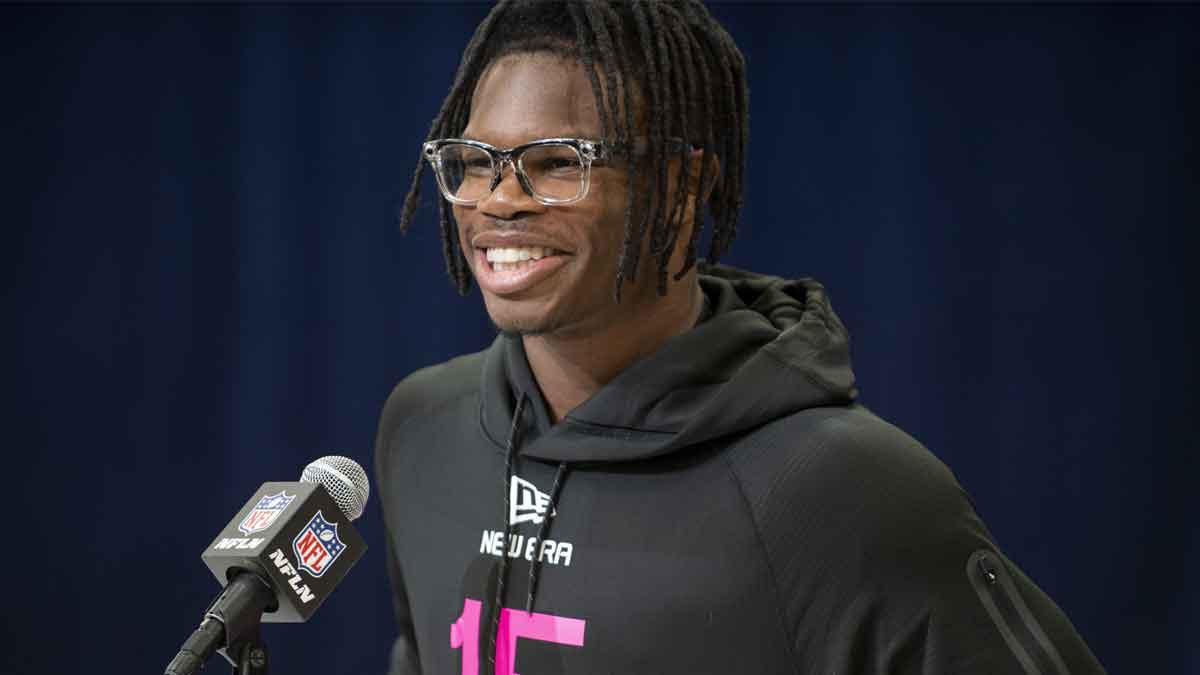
[376,264,1104,675]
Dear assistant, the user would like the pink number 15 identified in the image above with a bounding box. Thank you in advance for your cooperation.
[450,598,587,675]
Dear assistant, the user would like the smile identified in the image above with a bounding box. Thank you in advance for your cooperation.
[475,246,570,295]
[485,246,562,271]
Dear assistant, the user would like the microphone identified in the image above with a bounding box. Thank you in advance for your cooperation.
[164,456,370,675]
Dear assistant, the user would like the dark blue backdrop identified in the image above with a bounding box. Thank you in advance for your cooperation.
[6,3,1196,673]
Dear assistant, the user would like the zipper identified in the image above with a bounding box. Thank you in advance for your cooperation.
[966,549,1071,675]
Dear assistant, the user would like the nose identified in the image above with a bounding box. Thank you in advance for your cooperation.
[477,158,546,220]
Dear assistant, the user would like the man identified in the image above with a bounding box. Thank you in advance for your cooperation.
[376,2,1105,673]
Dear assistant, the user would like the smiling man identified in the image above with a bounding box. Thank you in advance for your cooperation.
[375,2,1104,674]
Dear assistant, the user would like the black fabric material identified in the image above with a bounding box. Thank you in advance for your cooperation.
[479,264,858,463]
[376,265,1106,674]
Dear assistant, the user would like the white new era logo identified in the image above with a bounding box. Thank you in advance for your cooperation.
[510,475,556,526]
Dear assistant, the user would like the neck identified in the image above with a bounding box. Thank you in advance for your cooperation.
[523,280,705,423]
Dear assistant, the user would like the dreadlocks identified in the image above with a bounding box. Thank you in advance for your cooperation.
[398,0,749,300]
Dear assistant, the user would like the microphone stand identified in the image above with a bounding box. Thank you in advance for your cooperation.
[166,571,274,675]
[219,616,269,675]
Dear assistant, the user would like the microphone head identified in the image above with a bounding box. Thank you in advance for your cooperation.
[301,455,370,522]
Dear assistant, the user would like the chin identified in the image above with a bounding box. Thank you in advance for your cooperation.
[480,285,608,339]
[484,299,559,337]
[490,316,548,337]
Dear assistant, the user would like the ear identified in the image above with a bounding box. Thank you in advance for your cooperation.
[673,147,721,237]
[666,148,721,275]
[686,147,721,203]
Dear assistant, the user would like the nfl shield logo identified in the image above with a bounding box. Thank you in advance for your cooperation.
[238,491,296,535]
[292,510,346,578]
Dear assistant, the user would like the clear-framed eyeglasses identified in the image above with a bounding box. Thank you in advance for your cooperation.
[423,137,612,207]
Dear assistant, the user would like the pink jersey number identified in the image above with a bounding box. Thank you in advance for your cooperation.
[450,598,587,675]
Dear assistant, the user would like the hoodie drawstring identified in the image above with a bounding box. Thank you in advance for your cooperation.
[527,461,568,613]
[487,392,572,673]
[488,392,526,674]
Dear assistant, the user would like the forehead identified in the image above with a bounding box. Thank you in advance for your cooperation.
[463,53,603,147]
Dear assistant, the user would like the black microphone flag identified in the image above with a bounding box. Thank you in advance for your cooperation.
[165,457,368,675]
[202,480,366,622]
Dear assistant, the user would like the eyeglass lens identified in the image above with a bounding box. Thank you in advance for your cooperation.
[435,143,586,203]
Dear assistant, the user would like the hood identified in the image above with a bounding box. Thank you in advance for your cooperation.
[479,263,858,464]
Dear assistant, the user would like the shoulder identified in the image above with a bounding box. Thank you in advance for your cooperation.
[724,404,987,581]
[379,350,486,430]
[727,404,965,511]
[374,349,488,468]
[725,408,1105,671]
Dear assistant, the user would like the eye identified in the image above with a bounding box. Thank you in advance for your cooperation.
[524,146,582,173]
[440,145,493,178]
[463,156,493,174]
[544,157,579,172]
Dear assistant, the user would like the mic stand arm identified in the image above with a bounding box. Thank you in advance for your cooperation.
[211,571,272,675]
[165,570,274,675]
[220,620,268,675]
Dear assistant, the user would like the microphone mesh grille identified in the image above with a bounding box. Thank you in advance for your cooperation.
[301,455,370,521]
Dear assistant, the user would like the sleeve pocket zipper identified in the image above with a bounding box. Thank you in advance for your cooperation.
[966,549,1072,675]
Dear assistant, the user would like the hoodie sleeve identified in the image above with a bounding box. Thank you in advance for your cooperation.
[728,406,1106,674]
[382,536,423,675]
[375,383,425,675]
[372,352,488,675]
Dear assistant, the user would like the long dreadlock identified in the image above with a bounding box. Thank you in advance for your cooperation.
[397,0,748,300]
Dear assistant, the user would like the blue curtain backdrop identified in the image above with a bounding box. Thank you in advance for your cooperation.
[6,3,1196,673]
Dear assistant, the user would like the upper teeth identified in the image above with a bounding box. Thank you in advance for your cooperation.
[486,247,554,263]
